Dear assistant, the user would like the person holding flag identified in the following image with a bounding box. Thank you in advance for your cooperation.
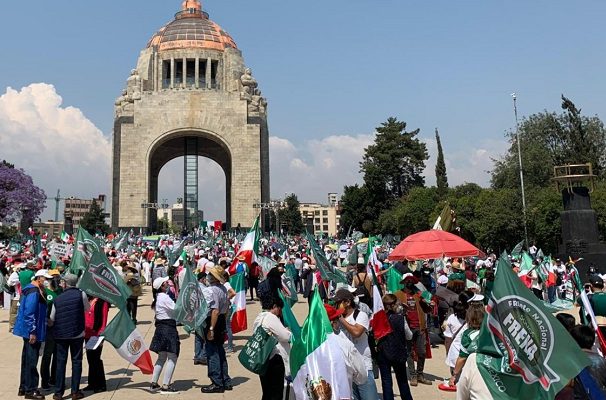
[149,276,180,394]
[333,288,379,400]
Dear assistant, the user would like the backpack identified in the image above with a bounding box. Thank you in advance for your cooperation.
[257,279,272,300]
[354,273,372,308]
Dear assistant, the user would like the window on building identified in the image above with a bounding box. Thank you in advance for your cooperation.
[314,210,320,216]
[199,59,207,87]
[186,59,196,87]
[210,60,219,88]
[162,60,171,88]
[322,210,328,216]
[175,59,184,85]
[315,225,321,231]
[323,225,329,232]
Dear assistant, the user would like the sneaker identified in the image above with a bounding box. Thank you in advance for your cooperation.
[201,384,225,394]
[25,392,45,400]
[417,374,433,385]
[225,346,235,353]
[410,375,418,387]
[159,385,180,395]
[149,383,160,392]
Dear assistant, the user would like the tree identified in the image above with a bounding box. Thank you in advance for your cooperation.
[361,117,428,203]
[377,187,438,236]
[79,200,110,235]
[0,161,46,225]
[339,184,373,233]
[492,96,606,189]
[278,194,305,234]
[435,128,449,199]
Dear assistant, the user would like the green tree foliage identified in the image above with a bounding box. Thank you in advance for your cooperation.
[377,187,438,236]
[435,128,449,199]
[339,184,373,233]
[360,117,428,203]
[80,199,110,235]
[492,96,606,189]
[278,194,305,234]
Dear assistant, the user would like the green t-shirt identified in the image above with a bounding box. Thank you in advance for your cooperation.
[590,292,606,317]
[18,270,34,288]
[459,328,480,358]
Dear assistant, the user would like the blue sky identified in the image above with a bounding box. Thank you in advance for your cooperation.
[1,1,606,221]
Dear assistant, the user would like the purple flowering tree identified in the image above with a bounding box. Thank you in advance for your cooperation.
[0,161,46,225]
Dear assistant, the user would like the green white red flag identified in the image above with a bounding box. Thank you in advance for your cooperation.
[229,272,247,334]
[60,231,70,243]
[103,310,154,375]
[290,290,356,400]
[475,252,590,399]
[228,215,260,275]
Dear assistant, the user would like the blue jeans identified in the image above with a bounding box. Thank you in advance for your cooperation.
[206,340,232,387]
[547,286,557,303]
[55,337,84,395]
[19,339,41,393]
[352,370,378,400]
[194,333,206,361]
[378,353,413,400]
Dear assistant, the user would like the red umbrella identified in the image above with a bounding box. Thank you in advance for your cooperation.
[389,229,480,261]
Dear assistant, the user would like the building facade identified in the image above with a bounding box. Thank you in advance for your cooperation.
[111,0,270,232]
[300,194,341,237]
[33,221,64,238]
[64,194,106,232]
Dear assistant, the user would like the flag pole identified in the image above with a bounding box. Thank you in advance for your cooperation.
[512,93,529,249]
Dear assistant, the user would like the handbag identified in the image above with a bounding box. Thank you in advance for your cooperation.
[238,313,278,375]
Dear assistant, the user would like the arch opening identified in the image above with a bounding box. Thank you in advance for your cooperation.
[148,132,232,232]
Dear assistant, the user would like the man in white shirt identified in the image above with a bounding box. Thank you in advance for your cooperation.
[333,289,378,400]
[456,353,493,400]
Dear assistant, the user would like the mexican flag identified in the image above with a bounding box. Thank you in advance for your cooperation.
[229,272,247,334]
[228,215,260,275]
[475,252,590,400]
[103,310,154,375]
[368,265,392,341]
[60,231,70,243]
[290,290,356,400]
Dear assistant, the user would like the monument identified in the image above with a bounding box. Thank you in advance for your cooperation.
[111,0,270,231]
[554,164,606,278]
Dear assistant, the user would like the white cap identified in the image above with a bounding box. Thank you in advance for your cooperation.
[437,275,449,285]
[468,294,485,303]
[34,269,53,279]
[357,256,365,264]
[153,276,169,290]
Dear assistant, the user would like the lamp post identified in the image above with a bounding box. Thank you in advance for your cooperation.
[512,93,529,249]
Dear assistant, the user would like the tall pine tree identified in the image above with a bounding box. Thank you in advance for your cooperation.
[80,199,110,235]
[435,128,449,199]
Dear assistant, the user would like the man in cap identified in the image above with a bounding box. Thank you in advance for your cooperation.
[14,269,52,399]
[395,274,433,386]
[332,288,378,400]
[201,266,233,393]
[49,274,90,400]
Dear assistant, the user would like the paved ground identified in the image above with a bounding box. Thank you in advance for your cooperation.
[0,288,457,400]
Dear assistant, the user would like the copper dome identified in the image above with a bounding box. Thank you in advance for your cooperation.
[147,1,237,52]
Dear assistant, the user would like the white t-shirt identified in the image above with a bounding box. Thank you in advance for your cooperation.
[342,310,372,371]
[446,323,468,368]
[456,353,493,400]
[444,314,464,339]
[155,292,176,320]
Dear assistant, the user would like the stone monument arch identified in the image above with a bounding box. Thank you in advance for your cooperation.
[112,0,270,231]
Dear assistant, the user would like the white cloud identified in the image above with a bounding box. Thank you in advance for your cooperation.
[0,83,111,220]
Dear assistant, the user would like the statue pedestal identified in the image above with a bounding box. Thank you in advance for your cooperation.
[558,187,606,279]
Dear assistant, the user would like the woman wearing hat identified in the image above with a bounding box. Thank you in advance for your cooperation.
[149,276,180,394]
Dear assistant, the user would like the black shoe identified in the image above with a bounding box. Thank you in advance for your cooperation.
[193,359,207,365]
[18,389,25,396]
[25,391,45,400]
[149,383,161,392]
[80,387,92,392]
[93,388,106,394]
[201,384,224,393]
[225,385,233,391]
[159,385,179,395]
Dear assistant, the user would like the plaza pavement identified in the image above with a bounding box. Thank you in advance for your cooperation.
[0,287,456,400]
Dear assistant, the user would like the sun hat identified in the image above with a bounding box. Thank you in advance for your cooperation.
[153,276,170,290]
[209,266,226,284]
[34,269,53,279]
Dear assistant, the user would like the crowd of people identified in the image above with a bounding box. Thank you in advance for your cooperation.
[1,230,606,400]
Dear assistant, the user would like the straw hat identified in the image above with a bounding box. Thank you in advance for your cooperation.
[209,266,226,284]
